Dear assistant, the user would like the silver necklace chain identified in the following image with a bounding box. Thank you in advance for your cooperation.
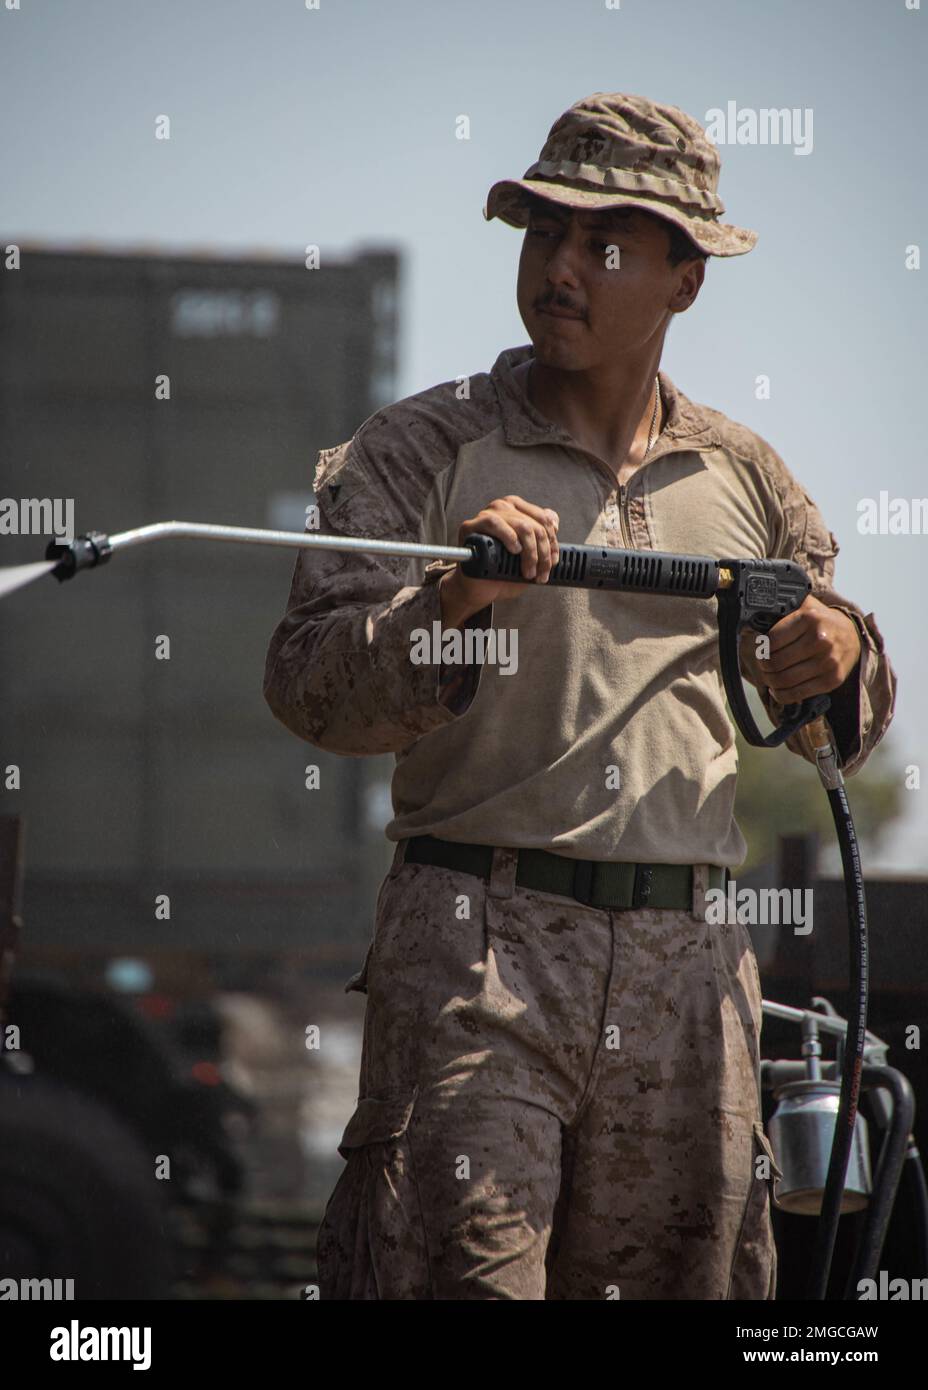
[525,363,661,457]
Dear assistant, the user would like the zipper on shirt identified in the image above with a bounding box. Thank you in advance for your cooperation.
[617,484,632,549]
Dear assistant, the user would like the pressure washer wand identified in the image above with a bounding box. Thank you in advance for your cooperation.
[45,521,471,574]
[46,522,830,748]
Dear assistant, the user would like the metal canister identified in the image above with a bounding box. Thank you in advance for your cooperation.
[768,1080,871,1215]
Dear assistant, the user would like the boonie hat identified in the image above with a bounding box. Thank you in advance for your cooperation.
[484,91,757,258]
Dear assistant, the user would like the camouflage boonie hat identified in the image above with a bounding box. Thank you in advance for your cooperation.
[484,92,757,258]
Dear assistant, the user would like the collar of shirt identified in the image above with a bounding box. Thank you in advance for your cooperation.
[489,343,724,462]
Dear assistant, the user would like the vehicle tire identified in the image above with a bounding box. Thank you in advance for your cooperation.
[0,1074,175,1299]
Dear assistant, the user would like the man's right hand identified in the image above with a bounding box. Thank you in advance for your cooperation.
[439,495,560,630]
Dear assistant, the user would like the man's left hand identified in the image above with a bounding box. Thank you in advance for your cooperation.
[747,595,862,703]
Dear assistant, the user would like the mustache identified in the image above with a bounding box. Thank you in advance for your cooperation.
[536,294,587,319]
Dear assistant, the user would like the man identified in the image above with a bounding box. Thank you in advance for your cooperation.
[263,92,896,1299]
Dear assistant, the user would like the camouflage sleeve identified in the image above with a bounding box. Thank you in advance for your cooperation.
[430,564,491,717]
[262,455,490,755]
[739,476,897,776]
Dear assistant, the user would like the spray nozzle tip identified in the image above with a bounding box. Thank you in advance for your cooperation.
[44,532,113,582]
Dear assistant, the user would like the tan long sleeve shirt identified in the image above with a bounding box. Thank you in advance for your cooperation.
[263,344,896,868]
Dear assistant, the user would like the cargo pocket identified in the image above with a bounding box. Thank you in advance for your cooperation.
[343,858,406,995]
[315,1089,431,1300]
[344,940,374,995]
[726,1121,784,1301]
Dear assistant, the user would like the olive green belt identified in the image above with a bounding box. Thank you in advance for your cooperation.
[403,835,727,910]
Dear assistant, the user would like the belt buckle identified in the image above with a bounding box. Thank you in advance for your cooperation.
[572,859,597,907]
[632,864,654,909]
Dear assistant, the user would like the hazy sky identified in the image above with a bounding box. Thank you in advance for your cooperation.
[3,0,925,868]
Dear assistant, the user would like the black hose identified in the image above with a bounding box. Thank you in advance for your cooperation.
[806,782,869,1299]
[844,1067,915,1295]
[903,1145,928,1276]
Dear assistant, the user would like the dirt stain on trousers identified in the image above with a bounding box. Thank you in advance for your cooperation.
[316,843,781,1300]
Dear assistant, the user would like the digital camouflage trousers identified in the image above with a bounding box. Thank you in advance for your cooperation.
[316,841,781,1300]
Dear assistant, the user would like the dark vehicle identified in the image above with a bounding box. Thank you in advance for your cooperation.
[0,817,254,1300]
